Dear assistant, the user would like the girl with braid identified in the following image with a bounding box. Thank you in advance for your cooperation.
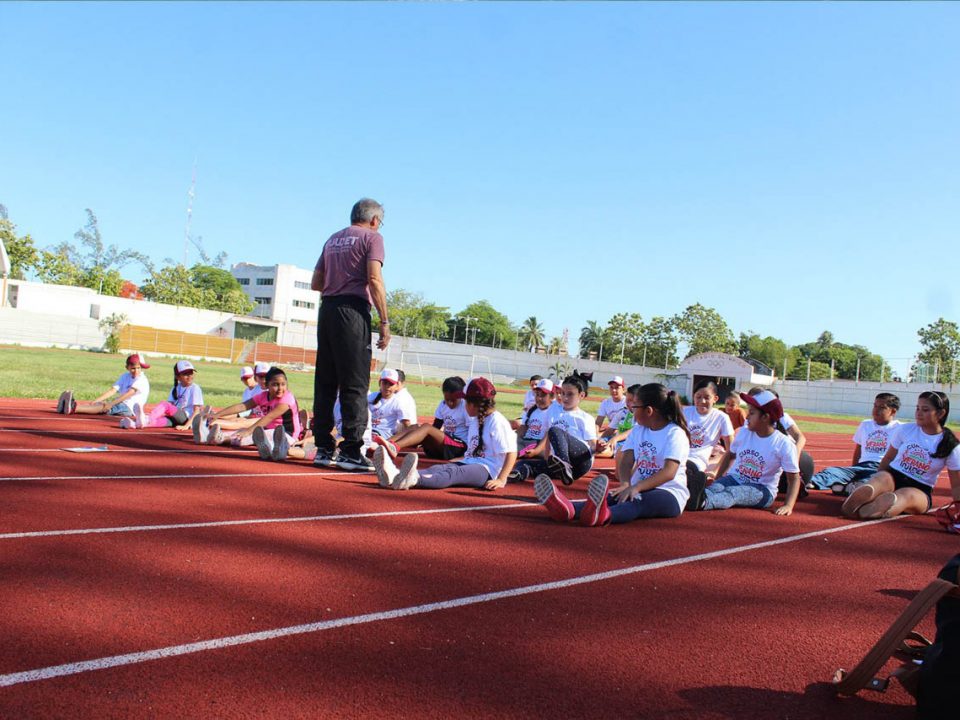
[374,378,518,491]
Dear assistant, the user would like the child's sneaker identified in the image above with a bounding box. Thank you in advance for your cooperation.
[132,403,145,429]
[252,426,272,460]
[547,455,574,485]
[63,391,74,415]
[841,482,876,518]
[534,474,574,522]
[580,474,611,527]
[56,391,68,414]
[507,465,530,483]
[208,423,224,446]
[373,446,399,488]
[372,433,399,459]
[391,453,419,490]
[272,426,290,461]
[336,453,375,473]
[192,414,209,444]
[119,417,136,430]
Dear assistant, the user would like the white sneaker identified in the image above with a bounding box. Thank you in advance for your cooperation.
[132,403,145,429]
[56,391,68,414]
[192,414,209,444]
[373,446,398,488]
[252,426,272,460]
[208,423,224,445]
[272,425,289,461]
[119,417,136,430]
[392,453,419,490]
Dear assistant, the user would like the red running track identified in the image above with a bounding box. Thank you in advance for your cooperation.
[0,399,957,719]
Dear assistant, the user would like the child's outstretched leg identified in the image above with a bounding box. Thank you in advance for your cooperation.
[579,475,611,527]
[841,472,894,518]
[703,477,773,510]
[534,474,575,522]
[144,401,178,428]
[858,486,930,519]
[545,427,592,486]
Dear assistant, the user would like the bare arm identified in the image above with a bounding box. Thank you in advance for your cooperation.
[310,264,323,292]
[486,451,518,490]
[948,469,960,502]
[367,260,390,350]
[714,450,735,480]
[876,445,898,472]
[787,424,806,455]
[852,444,862,466]
[775,472,801,515]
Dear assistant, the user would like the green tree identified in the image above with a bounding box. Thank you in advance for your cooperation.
[190,264,255,314]
[140,264,204,307]
[916,318,960,384]
[0,214,40,280]
[519,316,546,351]
[738,332,798,377]
[378,289,452,340]
[455,300,515,348]
[638,316,680,368]
[579,320,609,358]
[674,303,737,357]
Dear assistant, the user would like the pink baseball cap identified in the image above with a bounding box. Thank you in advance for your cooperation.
[240,366,254,379]
[740,390,784,422]
[534,378,555,394]
[380,368,400,385]
[175,360,195,374]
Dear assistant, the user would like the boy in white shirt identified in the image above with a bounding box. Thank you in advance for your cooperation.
[809,393,901,494]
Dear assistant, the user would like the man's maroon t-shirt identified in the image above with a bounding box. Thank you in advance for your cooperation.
[315,225,385,306]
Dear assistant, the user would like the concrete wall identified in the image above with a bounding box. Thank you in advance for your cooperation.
[773,378,959,423]
[0,306,104,349]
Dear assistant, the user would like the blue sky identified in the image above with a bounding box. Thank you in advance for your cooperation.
[2,2,957,376]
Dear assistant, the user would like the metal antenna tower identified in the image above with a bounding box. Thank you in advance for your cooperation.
[183,161,197,265]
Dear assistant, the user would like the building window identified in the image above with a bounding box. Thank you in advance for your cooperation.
[237,278,250,285]
[256,277,274,286]
[294,280,312,290]
[292,300,316,309]
[254,297,272,305]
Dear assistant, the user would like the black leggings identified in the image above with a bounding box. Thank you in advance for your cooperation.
[514,427,592,481]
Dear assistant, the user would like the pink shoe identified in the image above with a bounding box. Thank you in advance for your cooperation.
[534,474,574,522]
[580,474,612,527]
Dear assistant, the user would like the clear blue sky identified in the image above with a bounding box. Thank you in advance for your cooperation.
[2,2,958,377]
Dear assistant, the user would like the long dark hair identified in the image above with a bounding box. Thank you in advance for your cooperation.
[637,383,690,442]
[919,391,959,459]
[470,397,496,457]
[562,371,590,396]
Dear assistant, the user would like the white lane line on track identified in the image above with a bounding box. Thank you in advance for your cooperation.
[0,515,904,688]
[0,470,353,483]
[0,502,534,540]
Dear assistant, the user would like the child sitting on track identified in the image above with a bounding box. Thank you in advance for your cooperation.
[535,382,691,526]
[373,376,470,461]
[369,369,415,442]
[57,353,151,419]
[703,390,802,516]
[511,375,543,430]
[595,376,631,458]
[809,392,902,494]
[722,393,746,431]
[841,391,960,520]
[682,380,734,507]
[747,387,815,491]
[123,360,204,430]
[197,367,303,460]
[374,377,517,491]
[514,378,563,463]
[506,372,597,484]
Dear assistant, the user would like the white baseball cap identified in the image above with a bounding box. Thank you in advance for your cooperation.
[534,378,555,394]
[380,368,400,385]
[608,376,624,387]
[254,362,270,375]
[240,366,254,379]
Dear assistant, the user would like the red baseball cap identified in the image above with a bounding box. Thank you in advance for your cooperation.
[126,353,150,369]
[455,377,496,400]
[740,390,783,422]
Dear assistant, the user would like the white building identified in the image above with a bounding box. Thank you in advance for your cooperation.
[231,263,320,342]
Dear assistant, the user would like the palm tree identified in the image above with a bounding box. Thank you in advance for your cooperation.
[519,316,546,351]
[579,320,607,358]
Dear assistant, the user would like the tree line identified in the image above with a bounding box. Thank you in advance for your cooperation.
[3,204,957,383]
[0,205,253,315]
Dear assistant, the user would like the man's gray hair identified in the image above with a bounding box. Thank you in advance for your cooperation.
[351,198,384,225]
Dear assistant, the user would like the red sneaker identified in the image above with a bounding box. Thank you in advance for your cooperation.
[580,474,612,527]
[534,474,574,522]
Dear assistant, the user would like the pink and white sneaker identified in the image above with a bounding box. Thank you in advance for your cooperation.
[580,474,612,527]
[534,474,574,522]
[119,417,136,430]
[372,433,399,459]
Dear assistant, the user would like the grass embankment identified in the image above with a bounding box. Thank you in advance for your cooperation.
[0,346,857,434]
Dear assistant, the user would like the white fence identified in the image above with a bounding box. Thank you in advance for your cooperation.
[0,307,105,349]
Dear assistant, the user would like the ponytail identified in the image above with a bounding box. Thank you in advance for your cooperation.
[637,383,690,442]
[920,391,958,459]
[171,367,181,403]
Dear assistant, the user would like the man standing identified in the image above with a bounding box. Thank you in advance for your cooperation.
[311,198,391,471]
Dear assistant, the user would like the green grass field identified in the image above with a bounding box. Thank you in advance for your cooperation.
[0,345,859,434]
